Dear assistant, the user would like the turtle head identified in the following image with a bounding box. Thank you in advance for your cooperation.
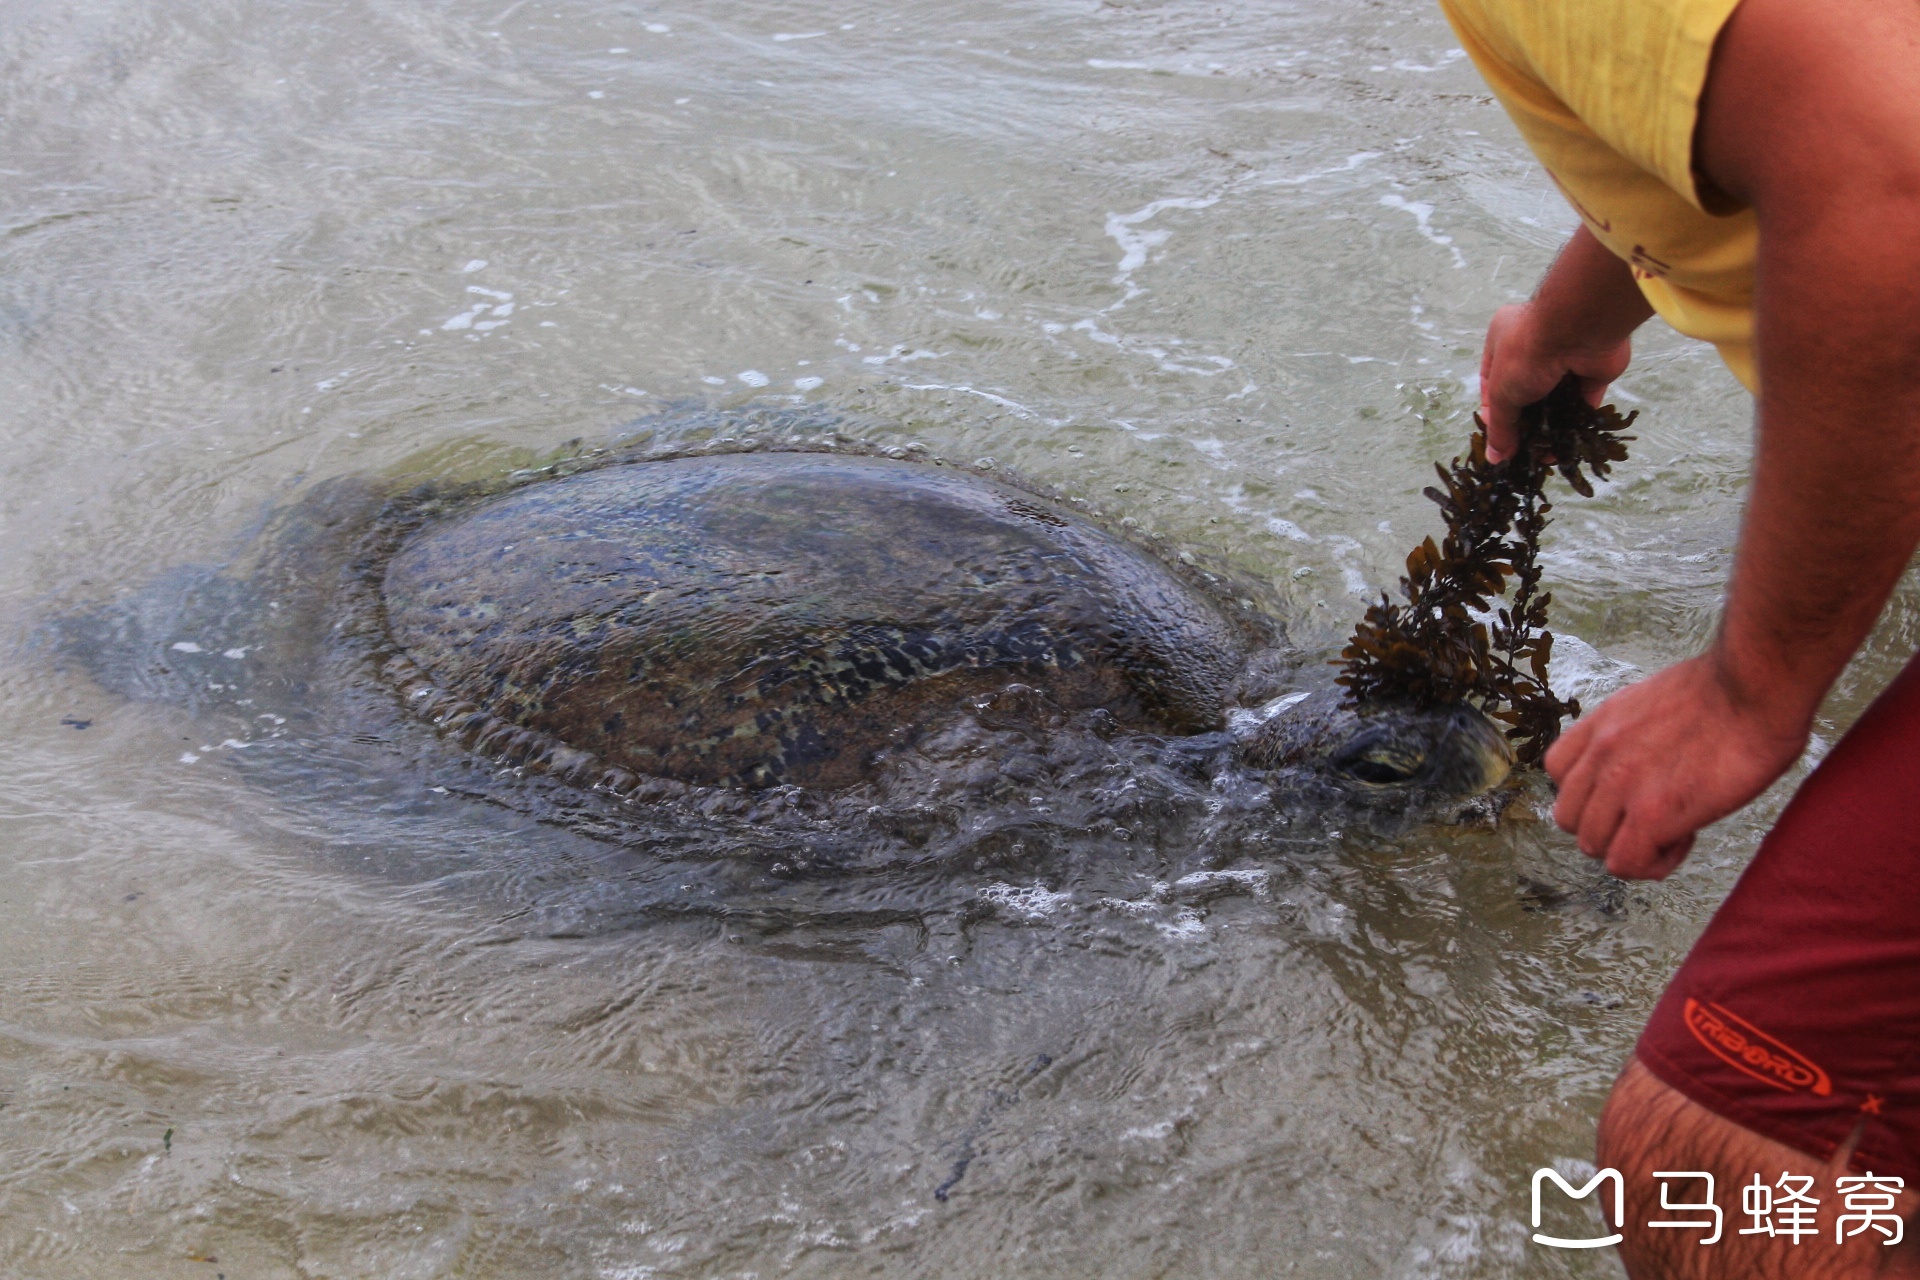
[1235,690,1514,799]
[1322,701,1514,795]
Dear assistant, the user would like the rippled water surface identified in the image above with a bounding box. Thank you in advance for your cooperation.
[6,1,1918,1276]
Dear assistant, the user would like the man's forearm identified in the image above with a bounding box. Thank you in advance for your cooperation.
[1711,225,1920,730]
[1529,224,1654,351]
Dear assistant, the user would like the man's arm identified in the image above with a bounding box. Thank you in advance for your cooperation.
[1544,0,1920,878]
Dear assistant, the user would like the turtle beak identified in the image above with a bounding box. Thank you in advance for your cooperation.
[1433,704,1515,795]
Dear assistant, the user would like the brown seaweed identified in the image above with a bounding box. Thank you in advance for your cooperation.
[1337,376,1636,765]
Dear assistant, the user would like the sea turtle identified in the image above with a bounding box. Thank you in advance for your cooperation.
[355,445,1514,806]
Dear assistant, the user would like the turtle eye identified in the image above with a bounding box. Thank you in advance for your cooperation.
[1344,756,1414,784]
[1334,737,1427,785]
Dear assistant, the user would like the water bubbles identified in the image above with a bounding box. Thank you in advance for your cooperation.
[979,882,1071,919]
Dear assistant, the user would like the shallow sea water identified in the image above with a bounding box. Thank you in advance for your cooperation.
[5,1,1919,1276]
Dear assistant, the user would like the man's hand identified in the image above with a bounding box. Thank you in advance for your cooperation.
[1478,225,1651,463]
[1544,655,1811,879]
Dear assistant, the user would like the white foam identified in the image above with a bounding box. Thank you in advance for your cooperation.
[1104,195,1218,287]
[1175,868,1271,899]
[1545,633,1640,705]
[170,641,203,653]
[1226,691,1311,736]
[1120,1120,1178,1141]
[772,31,825,41]
[1266,517,1314,544]
[1156,907,1207,939]
[1385,49,1467,73]
[1261,151,1380,189]
[899,382,1044,422]
[793,376,823,390]
[1379,194,1467,269]
[860,344,941,366]
[980,882,1072,919]
[736,369,769,387]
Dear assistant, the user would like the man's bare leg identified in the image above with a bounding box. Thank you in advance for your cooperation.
[1599,1060,1920,1278]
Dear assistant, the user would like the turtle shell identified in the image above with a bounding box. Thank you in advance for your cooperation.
[379,452,1250,789]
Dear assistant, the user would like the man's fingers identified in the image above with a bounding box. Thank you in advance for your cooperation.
[1577,376,1612,408]
[1482,398,1523,463]
[1550,740,1603,843]
[1650,834,1696,878]
[1574,763,1631,859]
[1606,808,1695,881]
[1545,703,1602,831]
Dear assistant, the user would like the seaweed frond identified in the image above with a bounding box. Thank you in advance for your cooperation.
[1336,376,1636,764]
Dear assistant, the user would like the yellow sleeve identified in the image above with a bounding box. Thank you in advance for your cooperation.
[1439,0,1758,390]
[1449,0,1741,209]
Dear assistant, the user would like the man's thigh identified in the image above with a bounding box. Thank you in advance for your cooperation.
[1601,1059,1920,1278]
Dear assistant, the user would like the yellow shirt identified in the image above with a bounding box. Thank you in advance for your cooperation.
[1438,0,1758,390]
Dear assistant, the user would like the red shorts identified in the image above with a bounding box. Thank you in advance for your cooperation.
[1637,654,1920,1183]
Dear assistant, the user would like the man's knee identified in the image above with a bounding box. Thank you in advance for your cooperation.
[1596,1058,1920,1279]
